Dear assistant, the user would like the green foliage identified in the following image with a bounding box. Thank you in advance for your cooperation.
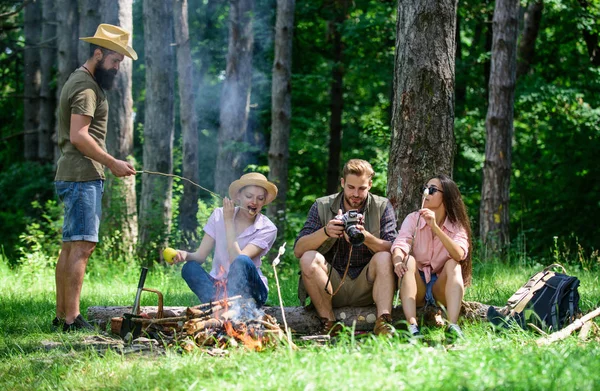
[512,84,600,256]
[288,1,396,212]
[0,162,55,261]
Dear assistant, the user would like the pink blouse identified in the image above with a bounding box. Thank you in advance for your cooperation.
[391,211,469,283]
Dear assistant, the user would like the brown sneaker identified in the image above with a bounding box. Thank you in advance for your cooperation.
[320,318,344,337]
[373,313,394,336]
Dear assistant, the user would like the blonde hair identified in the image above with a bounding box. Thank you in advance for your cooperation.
[342,159,374,180]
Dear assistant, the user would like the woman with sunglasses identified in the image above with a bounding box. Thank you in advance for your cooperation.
[391,174,472,342]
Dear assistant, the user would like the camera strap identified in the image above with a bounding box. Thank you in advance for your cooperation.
[324,241,353,297]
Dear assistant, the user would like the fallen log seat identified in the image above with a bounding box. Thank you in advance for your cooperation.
[88,301,500,335]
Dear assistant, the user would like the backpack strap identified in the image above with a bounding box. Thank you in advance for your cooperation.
[510,272,555,315]
[543,263,567,274]
[549,278,568,330]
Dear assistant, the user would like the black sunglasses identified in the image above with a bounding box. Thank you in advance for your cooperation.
[421,185,443,195]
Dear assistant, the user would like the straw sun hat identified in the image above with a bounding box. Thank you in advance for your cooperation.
[80,24,138,60]
[228,173,278,205]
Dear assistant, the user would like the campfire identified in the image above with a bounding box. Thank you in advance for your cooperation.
[111,294,289,353]
[181,295,287,352]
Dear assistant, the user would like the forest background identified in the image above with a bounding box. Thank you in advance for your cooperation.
[0,0,599,270]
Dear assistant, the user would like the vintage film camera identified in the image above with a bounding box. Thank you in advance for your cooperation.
[336,210,365,246]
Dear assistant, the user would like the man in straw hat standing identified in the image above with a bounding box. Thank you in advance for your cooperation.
[168,173,278,308]
[53,24,137,331]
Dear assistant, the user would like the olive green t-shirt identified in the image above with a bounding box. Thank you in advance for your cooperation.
[55,69,109,182]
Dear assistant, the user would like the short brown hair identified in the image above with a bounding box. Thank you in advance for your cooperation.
[342,159,374,180]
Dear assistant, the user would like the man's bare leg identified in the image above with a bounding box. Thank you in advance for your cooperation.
[299,251,335,321]
[58,241,96,324]
[55,242,71,320]
[368,251,395,317]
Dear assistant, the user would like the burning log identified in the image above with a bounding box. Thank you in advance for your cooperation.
[184,318,224,334]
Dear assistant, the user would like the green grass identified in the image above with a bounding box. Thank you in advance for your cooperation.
[1,258,599,390]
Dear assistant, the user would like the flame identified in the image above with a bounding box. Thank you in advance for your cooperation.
[224,320,263,351]
[214,266,229,313]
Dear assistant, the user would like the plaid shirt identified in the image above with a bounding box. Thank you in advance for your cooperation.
[295,194,397,279]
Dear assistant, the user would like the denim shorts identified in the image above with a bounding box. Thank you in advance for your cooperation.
[55,180,104,242]
[419,270,439,307]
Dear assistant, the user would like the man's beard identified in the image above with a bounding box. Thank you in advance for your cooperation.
[344,194,366,209]
[94,64,117,90]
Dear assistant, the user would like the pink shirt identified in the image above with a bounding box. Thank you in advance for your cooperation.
[204,207,277,290]
[391,211,469,282]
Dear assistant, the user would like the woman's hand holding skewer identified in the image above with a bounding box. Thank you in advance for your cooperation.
[419,208,438,229]
[393,253,408,278]
[223,197,235,221]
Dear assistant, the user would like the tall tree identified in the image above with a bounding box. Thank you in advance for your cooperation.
[577,0,600,66]
[78,0,101,65]
[100,0,138,256]
[38,0,57,163]
[55,0,79,162]
[480,0,519,258]
[517,0,544,78]
[326,0,347,195]
[214,0,255,196]
[139,0,175,262]
[173,0,200,247]
[23,0,41,161]
[387,0,458,222]
[268,0,295,241]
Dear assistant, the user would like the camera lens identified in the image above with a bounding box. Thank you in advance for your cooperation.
[345,224,365,246]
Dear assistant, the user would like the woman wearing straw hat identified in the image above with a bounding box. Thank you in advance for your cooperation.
[169,173,278,307]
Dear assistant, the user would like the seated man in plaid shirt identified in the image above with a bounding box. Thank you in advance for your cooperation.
[294,159,398,336]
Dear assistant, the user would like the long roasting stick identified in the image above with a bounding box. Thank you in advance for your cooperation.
[139,170,258,215]
[272,243,297,351]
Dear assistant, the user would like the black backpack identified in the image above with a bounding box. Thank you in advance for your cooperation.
[487,264,580,332]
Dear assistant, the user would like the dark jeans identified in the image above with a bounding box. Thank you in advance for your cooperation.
[181,255,268,307]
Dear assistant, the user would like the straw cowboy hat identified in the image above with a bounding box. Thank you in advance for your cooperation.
[229,173,278,205]
[80,24,138,60]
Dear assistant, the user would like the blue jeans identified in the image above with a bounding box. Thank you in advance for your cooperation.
[181,255,268,307]
[55,180,104,242]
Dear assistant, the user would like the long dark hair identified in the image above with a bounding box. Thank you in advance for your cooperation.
[436,174,473,286]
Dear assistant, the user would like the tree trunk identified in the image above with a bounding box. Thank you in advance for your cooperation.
[87,301,500,334]
[387,0,457,222]
[480,0,519,259]
[100,0,138,257]
[484,0,493,99]
[23,0,41,161]
[517,1,543,78]
[214,0,255,197]
[455,12,466,105]
[577,0,600,66]
[139,0,176,263]
[267,0,295,241]
[55,0,79,163]
[38,0,57,163]
[326,0,347,195]
[78,0,101,65]
[174,0,200,248]
[195,0,220,194]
